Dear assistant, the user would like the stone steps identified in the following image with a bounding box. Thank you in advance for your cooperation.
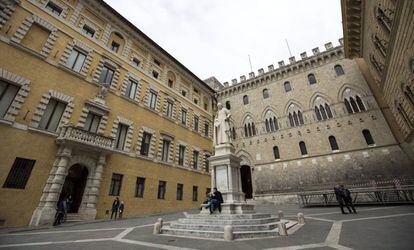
[184,213,271,219]
[160,226,278,239]
[65,213,82,223]
[177,216,278,225]
[169,221,279,231]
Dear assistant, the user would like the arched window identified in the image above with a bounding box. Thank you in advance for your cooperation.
[298,111,304,125]
[273,117,279,131]
[397,103,413,128]
[315,106,322,121]
[231,127,237,139]
[344,99,353,113]
[404,86,414,107]
[362,129,375,146]
[273,146,280,160]
[252,123,256,136]
[350,97,360,112]
[244,125,248,137]
[265,119,270,132]
[289,113,294,127]
[320,105,327,120]
[325,104,333,118]
[262,89,269,99]
[225,101,231,110]
[308,74,317,84]
[356,96,366,111]
[284,81,292,92]
[243,95,249,105]
[299,141,308,156]
[329,136,339,151]
[334,65,344,76]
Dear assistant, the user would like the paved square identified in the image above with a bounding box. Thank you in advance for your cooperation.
[0,204,413,250]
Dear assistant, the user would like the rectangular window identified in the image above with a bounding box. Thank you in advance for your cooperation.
[0,80,20,118]
[140,132,152,156]
[181,109,187,125]
[82,25,95,38]
[192,186,198,201]
[157,180,166,199]
[110,41,119,52]
[39,99,66,132]
[66,49,86,73]
[161,139,170,162]
[125,79,138,100]
[204,122,209,137]
[98,66,114,85]
[166,101,173,117]
[135,177,145,198]
[154,59,161,66]
[193,150,199,169]
[194,116,199,132]
[84,112,101,133]
[132,58,140,67]
[115,124,128,150]
[149,91,157,110]
[152,70,159,79]
[176,183,183,200]
[45,1,62,16]
[181,90,186,97]
[109,173,123,196]
[193,98,198,105]
[178,145,185,166]
[3,157,36,189]
[168,79,173,88]
[205,155,210,172]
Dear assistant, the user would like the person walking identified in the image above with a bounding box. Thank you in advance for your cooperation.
[53,198,67,226]
[334,184,351,214]
[111,197,120,219]
[119,201,124,219]
[342,185,357,214]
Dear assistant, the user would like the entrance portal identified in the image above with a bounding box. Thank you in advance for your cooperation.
[240,165,253,199]
[59,164,88,213]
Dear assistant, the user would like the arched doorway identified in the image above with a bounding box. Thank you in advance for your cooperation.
[59,164,88,213]
[240,165,253,199]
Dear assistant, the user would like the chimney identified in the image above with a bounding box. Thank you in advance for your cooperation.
[312,47,320,55]
[258,68,264,75]
[249,72,255,79]
[240,75,246,82]
[268,64,274,71]
[300,52,307,59]
[278,60,285,67]
[324,42,333,50]
[289,56,296,64]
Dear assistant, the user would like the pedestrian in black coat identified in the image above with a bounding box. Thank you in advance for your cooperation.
[111,197,120,219]
[334,185,352,214]
[342,185,357,214]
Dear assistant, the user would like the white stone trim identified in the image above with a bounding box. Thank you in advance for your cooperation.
[0,0,17,30]
[59,39,94,77]
[11,14,59,57]
[110,116,134,152]
[30,90,75,130]
[135,126,157,158]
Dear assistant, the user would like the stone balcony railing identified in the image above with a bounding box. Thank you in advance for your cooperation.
[57,125,115,151]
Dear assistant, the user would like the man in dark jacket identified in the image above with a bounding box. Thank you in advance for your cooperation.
[342,185,357,214]
[209,188,224,214]
[334,184,352,214]
[53,198,67,226]
[111,197,120,219]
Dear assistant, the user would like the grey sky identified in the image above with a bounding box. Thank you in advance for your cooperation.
[105,0,343,83]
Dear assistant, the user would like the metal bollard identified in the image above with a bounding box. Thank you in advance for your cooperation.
[224,225,234,241]
[297,212,305,224]
[277,222,288,236]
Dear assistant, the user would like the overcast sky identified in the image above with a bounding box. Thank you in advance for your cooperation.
[105,0,343,83]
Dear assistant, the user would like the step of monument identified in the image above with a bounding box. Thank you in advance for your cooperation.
[185,213,272,219]
[169,221,279,231]
[161,226,279,239]
[177,216,278,225]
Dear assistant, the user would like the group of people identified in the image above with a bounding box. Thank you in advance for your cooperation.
[334,184,357,214]
[53,195,73,226]
[111,197,125,219]
[200,188,224,214]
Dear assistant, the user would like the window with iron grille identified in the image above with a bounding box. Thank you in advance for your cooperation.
[45,1,62,16]
[3,157,36,189]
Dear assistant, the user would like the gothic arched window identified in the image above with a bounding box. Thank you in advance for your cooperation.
[362,129,375,146]
[345,99,353,114]
[273,146,280,160]
[356,96,366,111]
[315,106,322,121]
[350,97,360,112]
[262,89,269,99]
[334,65,344,76]
[284,81,292,92]
[329,136,339,151]
[308,74,317,84]
[299,141,308,156]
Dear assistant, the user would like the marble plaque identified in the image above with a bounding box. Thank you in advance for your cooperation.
[215,166,228,190]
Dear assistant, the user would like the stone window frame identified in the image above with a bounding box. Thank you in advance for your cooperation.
[11,14,59,57]
[175,140,189,167]
[190,146,201,170]
[0,0,18,30]
[93,57,121,91]
[76,104,109,135]
[41,0,70,19]
[110,116,134,152]
[157,133,175,163]
[143,84,161,112]
[59,39,94,77]
[178,103,189,126]
[76,16,103,40]
[201,116,212,138]
[203,150,212,172]
[162,95,176,119]
[0,68,31,122]
[193,111,200,132]
[30,90,75,131]
[135,126,157,159]
[120,72,142,102]
[130,52,145,70]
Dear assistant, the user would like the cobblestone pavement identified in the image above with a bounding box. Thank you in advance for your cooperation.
[0,204,413,250]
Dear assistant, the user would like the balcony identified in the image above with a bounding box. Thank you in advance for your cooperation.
[56,125,115,152]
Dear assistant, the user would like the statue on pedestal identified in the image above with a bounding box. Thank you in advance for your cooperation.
[214,103,231,146]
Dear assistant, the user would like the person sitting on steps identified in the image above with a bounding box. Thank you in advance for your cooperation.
[209,188,223,214]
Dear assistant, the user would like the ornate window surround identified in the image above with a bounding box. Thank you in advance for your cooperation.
[135,126,157,159]
[120,72,142,102]
[59,39,94,77]
[0,0,18,30]
[110,116,134,152]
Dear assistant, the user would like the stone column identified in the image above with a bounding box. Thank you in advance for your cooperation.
[82,153,106,220]
[30,146,72,226]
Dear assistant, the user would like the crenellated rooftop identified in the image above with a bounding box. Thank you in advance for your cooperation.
[218,38,344,98]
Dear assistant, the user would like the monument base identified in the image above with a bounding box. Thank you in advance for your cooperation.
[200,202,255,214]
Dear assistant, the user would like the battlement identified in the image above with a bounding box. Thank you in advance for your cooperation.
[221,38,344,89]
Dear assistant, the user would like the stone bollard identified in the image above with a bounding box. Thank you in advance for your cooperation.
[277,222,288,236]
[153,222,161,234]
[157,218,163,227]
[224,225,234,241]
[297,213,305,224]
[278,210,284,220]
